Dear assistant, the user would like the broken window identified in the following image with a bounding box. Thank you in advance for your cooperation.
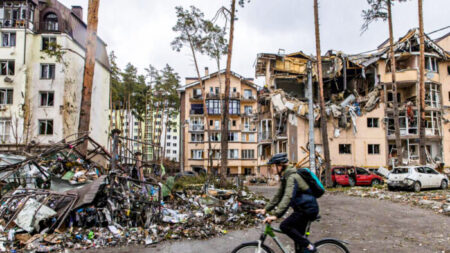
[0,60,14,75]
[39,91,54,106]
[0,117,11,142]
[339,144,351,154]
[425,83,440,108]
[38,119,53,135]
[41,64,55,79]
[368,144,380,155]
[367,118,379,128]
[42,36,56,51]
[387,92,401,103]
[425,57,438,72]
[0,88,13,104]
[241,149,255,159]
[2,32,15,47]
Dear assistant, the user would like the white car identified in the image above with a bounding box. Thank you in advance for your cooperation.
[387,166,449,192]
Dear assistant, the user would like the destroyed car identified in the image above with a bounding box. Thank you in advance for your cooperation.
[332,166,384,187]
[387,166,449,192]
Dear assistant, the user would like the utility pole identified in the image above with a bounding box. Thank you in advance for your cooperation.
[313,0,332,187]
[78,0,100,154]
[418,0,426,164]
[307,61,316,174]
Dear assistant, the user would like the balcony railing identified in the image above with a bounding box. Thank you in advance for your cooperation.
[189,124,204,131]
[241,95,256,101]
[206,93,221,99]
[230,92,240,100]
[190,94,203,101]
[190,109,204,115]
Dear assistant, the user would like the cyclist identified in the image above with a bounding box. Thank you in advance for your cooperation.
[255,153,319,253]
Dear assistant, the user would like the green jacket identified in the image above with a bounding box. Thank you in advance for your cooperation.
[265,167,309,218]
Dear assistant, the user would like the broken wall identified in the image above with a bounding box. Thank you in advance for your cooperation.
[292,105,387,168]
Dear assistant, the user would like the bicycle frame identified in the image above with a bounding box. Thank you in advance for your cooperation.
[256,220,313,253]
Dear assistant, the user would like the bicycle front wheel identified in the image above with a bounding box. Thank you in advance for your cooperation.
[231,242,274,253]
[314,238,349,253]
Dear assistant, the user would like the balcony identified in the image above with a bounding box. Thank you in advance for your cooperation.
[241,95,256,102]
[230,92,241,100]
[258,131,272,142]
[190,109,204,115]
[0,18,27,29]
[189,124,204,131]
[242,111,254,117]
[190,94,203,102]
[206,93,221,99]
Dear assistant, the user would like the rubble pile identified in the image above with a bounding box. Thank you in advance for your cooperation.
[330,186,450,215]
[0,136,267,252]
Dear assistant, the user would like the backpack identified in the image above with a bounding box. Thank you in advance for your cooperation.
[297,168,325,198]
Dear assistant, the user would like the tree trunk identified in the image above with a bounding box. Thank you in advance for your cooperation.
[418,0,426,164]
[387,0,403,166]
[78,0,100,154]
[313,0,332,187]
[188,36,213,174]
[220,0,236,179]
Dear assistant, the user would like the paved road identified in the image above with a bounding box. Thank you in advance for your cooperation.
[85,186,449,253]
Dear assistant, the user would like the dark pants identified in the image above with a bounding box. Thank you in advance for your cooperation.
[279,211,315,251]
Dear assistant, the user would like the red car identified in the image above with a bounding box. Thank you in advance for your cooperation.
[331,166,384,187]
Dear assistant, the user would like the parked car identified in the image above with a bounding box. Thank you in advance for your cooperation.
[387,166,449,192]
[331,166,384,187]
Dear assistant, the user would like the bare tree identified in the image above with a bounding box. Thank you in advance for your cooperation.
[172,6,214,173]
[362,0,407,166]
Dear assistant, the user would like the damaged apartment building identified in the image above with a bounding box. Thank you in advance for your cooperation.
[255,28,450,174]
[0,0,110,150]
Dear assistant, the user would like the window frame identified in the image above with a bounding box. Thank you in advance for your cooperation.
[40,64,56,80]
[2,32,16,47]
[368,144,380,155]
[41,36,56,51]
[339,144,351,154]
[0,88,13,105]
[38,119,53,135]
[39,91,54,107]
[0,60,15,75]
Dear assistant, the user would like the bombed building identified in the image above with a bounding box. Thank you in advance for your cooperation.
[255,28,450,175]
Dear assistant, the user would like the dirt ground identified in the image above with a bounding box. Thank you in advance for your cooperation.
[82,185,449,253]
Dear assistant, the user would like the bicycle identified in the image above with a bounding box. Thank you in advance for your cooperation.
[231,215,349,253]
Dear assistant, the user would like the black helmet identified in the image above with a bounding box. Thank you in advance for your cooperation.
[267,153,289,165]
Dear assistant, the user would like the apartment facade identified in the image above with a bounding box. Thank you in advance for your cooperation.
[254,28,450,174]
[178,69,258,175]
[0,0,110,149]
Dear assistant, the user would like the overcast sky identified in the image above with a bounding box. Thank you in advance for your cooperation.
[59,0,449,86]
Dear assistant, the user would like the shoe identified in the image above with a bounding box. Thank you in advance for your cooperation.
[303,247,317,253]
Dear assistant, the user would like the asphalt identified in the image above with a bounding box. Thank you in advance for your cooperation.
[82,185,450,253]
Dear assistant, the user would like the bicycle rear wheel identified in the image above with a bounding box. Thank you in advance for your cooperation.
[231,242,273,253]
[314,238,349,253]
